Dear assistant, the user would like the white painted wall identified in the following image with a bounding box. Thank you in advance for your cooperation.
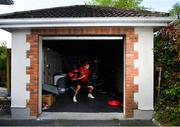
[11,29,30,108]
[134,27,154,110]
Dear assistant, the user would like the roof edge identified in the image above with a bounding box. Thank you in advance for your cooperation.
[0,0,14,5]
[0,17,175,28]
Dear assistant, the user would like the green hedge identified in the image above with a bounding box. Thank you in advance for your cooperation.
[154,20,180,126]
[0,43,7,71]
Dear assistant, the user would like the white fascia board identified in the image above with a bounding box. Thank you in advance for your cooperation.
[42,36,123,40]
[0,17,174,28]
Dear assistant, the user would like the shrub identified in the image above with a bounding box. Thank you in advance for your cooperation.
[0,42,7,71]
[154,20,180,126]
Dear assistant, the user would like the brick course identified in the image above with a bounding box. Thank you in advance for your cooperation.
[26,27,138,118]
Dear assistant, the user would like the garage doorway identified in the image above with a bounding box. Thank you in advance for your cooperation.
[39,36,124,115]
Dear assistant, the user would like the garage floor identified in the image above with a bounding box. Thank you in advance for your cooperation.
[43,90,123,112]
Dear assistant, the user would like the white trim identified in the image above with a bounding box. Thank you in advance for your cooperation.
[0,17,174,28]
[123,37,126,116]
[0,23,169,28]
[38,36,43,114]
[0,17,173,24]
[39,35,125,116]
[42,36,123,40]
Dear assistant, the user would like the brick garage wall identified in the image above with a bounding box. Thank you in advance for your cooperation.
[26,27,138,118]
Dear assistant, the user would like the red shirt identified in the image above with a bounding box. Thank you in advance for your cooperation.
[79,67,90,81]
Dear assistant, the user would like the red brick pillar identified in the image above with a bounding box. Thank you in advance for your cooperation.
[125,31,139,117]
[26,34,39,116]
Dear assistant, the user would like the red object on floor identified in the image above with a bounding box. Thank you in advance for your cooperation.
[108,100,122,107]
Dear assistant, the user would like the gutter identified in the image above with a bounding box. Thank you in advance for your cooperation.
[0,17,174,28]
[0,0,14,5]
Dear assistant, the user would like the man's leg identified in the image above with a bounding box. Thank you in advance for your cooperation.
[87,85,94,93]
[87,85,95,99]
[73,85,81,102]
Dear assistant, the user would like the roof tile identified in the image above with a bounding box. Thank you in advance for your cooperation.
[0,5,169,19]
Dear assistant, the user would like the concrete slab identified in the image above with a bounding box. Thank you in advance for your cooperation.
[11,108,30,119]
[133,110,154,120]
[39,112,124,120]
[0,119,156,126]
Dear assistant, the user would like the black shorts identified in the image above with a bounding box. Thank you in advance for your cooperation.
[70,80,79,86]
[71,80,92,87]
[79,81,92,86]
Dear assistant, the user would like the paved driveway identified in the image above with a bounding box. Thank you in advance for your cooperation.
[0,119,156,126]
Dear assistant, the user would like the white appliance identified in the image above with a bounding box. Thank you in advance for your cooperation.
[54,74,66,87]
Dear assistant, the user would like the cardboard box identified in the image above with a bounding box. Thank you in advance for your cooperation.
[42,94,55,107]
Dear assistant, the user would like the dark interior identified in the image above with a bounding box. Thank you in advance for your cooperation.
[42,38,124,112]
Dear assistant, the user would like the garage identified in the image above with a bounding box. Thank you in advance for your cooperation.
[41,36,124,113]
[0,4,170,118]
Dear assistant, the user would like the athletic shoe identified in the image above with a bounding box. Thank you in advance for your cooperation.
[88,93,95,99]
[73,96,77,102]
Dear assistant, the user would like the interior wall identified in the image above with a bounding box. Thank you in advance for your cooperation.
[114,47,124,94]
[43,47,62,84]
[98,45,124,94]
[43,39,124,94]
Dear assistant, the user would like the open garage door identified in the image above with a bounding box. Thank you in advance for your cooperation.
[40,36,124,113]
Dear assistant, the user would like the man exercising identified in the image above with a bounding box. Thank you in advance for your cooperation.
[70,62,95,102]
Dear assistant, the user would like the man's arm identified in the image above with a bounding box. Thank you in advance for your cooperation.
[76,74,86,80]
[71,74,85,81]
